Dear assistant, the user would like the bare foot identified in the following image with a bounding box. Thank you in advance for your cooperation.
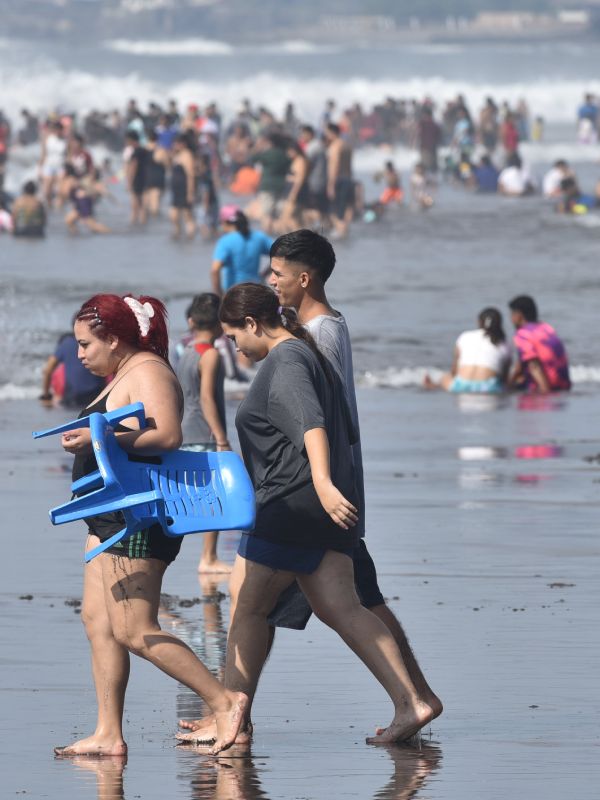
[210,693,249,755]
[178,714,215,732]
[198,559,232,575]
[54,734,127,757]
[427,693,443,721]
[366,701,435,745]
[176,719,253,746]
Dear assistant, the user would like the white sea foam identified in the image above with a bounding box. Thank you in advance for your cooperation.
[357,364,600,389]
[2,364,599,402]
[2,65,600,129]
[104,38,234,56]
[0,384,40,401]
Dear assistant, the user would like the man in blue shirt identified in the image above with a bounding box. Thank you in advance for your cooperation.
[211,205,273,296]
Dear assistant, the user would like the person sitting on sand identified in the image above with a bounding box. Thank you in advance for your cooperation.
[424,307,510,393]
[53,292,247,757]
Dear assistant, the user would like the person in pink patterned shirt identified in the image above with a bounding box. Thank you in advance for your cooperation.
[508,295,571,393]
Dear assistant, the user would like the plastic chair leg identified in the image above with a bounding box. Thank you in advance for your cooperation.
[50,488,163,525]
[84,526,138,563]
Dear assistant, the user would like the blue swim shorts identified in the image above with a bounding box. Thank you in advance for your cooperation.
[449,376,503,394]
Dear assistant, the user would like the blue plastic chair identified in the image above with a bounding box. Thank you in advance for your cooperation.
[33,402,256,562]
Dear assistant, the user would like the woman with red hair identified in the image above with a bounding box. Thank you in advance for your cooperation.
[54,293,247,757]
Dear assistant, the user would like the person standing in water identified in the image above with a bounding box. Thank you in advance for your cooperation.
[125,130,148,226]
[170,133,196,239]
[325,123,354,238]
[211,206,272,297]
[176,293,232,574]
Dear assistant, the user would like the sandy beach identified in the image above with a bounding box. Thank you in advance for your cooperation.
[1,380,599,799]
[2,32,600,800]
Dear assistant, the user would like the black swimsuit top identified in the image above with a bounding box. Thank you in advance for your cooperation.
[72,391,131,484]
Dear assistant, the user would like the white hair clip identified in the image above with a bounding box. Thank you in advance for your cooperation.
[123,296,155,337]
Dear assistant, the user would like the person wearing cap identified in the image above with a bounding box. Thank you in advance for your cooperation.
[210,206,273,297]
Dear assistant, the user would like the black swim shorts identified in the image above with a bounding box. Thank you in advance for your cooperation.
[90,523,182,564]
[267,539,386,630]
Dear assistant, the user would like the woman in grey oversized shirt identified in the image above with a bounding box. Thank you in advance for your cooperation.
[216,283,434,746]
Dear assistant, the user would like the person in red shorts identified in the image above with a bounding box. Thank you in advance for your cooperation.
[508,295,571,393]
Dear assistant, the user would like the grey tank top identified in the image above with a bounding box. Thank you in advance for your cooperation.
[176,343,226,445]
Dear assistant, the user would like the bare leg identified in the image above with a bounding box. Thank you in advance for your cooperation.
[65,210,79,234]
[54,536,129,756]
[370,604,442,719]
[169,207,181,238]
[183,209,196,239]
[129,193,146,225]
[423,372,453,391]
[85,218,110,235]
[298,551,435,743]
[103,553,247,754]
[198,532,231,574]
[176,555,293,744]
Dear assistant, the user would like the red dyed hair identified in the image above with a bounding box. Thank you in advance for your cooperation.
[75,294,169,361]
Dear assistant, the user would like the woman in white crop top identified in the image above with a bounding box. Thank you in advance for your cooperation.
[424,307,511,393]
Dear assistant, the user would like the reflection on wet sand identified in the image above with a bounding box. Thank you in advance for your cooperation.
[168,573,230,728]
[457,441,564,488]
[65,755,127,800]
[179,743,269,800]
[373,741,442,800]
[176,740,442,800]
[456,394,506,414]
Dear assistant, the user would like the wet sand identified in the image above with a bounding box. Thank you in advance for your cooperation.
[1,384,599,800]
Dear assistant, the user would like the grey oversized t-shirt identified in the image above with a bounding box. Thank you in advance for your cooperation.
[305,312,365,537]
[236,338,359,550]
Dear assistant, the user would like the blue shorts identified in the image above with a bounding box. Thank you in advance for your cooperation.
[266,539,385,630]
[238,533,353,574]
[449,375,503,394]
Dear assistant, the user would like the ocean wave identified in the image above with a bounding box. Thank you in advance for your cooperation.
[358,364,600,389]
[352,140,600,172]
[1,66,599,127]
[0,384,40,401]
[104,38,234,56]
[2,364,600,401]
[103,37,344,57]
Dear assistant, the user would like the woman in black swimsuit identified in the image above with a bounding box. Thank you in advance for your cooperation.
[54,292,247,757]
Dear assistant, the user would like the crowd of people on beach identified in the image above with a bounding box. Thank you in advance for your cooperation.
[1,90,599,241]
